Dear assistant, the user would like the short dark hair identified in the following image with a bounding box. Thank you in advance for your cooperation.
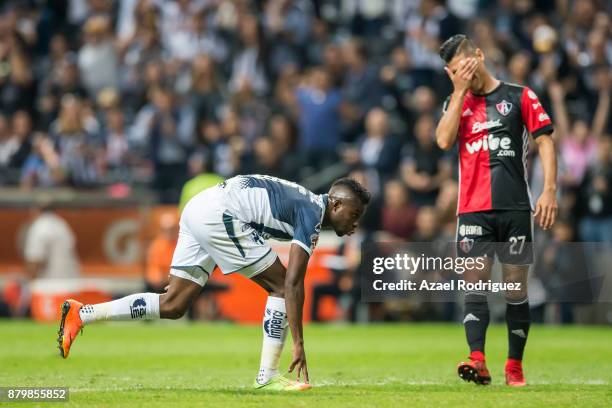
[331,177,371,206]
[439,34,476,64]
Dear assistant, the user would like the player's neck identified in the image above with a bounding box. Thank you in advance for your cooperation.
[471,72,500,96]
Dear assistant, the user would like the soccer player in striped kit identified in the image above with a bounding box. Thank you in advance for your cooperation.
[436,35,558,387]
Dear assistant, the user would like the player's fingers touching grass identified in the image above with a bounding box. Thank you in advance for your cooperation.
[288,345,309,383]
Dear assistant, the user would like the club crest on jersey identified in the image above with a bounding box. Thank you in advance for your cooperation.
[459,237,474,253]
[130,297,147,319]
[496,100,512,116]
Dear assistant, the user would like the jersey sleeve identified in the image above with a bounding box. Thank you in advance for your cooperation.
[291,205,322,256]
[520,87,553,138]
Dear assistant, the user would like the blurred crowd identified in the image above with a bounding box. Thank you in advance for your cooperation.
[0,0,610,247]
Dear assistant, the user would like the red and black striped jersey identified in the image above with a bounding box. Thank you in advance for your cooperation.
[443,82,553,215]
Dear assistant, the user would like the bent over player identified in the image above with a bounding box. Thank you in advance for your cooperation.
[436,35,558,386]
[57,175,369,391]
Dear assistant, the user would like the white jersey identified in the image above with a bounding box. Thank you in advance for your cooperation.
[170,174,328,285]
[220,175,327,255]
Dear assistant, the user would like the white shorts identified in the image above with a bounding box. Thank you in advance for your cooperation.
[170,185,278,286]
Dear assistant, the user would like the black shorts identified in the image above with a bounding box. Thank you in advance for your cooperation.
[456,210,533,265]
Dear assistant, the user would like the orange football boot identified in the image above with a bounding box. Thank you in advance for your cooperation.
[57,299,84,358]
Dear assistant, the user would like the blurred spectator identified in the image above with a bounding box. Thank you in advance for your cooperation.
[241,136,288,179]
[380,47,417,118]
[0,111,32,185]
[23,199,80,279]
[42,57,88,127]
[342,107,402,196]
[0,46,37,117]
[147,87,193,203]
[295,67,341,172]
[49,95,101,187]
[506,51,533,85]
[190,54,225,123]
[380,179,418,240]
[159,0,209,62]
[20,134,65,188]
[549,75,610,188]
[267,113,300,179]
[402,0,460,74]
[412,206,441,242]
[263,0,313,77]
[146,212,178,293]
[401,115,450,206]
[78,16,118,98]
[102,108,132,181]
[310,229,364,323]
[340,39,385,140]
[577,136,612,242]
[229,13,269,96]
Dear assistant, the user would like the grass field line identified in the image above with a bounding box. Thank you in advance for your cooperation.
[66,378,609,393]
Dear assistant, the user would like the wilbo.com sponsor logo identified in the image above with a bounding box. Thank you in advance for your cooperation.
[465,134,515,157]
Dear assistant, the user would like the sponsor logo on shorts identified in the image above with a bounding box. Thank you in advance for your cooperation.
[459,224,483,237]
[130,297,147,319]
[459,237,475,253]
[251,231,265,245]
[263,308,286,339]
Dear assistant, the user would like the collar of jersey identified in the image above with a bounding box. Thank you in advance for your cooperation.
[319,194,329,225]
[470,80,503,97]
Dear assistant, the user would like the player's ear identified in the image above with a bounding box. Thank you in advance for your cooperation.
[475,48,484,62]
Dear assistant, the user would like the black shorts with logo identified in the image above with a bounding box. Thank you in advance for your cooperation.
[456,210,533,265]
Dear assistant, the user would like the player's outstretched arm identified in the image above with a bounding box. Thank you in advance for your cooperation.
[436,57,478,150]
[285,243,310,383]
[534,134,558,230]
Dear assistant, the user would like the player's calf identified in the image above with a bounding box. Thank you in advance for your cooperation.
[504,296,530,387]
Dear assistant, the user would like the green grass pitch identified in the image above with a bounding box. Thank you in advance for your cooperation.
[1,321,611,407]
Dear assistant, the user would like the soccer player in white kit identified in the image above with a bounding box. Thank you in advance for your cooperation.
[57,175,370,391]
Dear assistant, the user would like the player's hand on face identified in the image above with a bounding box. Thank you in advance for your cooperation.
[534,189,558,230]
[445,57,478,94]
[288,342,309,383]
